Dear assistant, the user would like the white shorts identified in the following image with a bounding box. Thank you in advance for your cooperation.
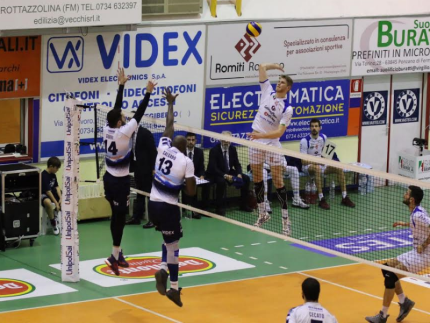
[397,249,430,274]
[249,139,283,166]
[302,164,327,175]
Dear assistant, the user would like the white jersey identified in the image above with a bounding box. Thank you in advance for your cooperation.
[103,118,137,177]
[300,134,327,157]
[410,206,430,250]
[150,137,194,205]
[287,302,338,323]
[252,79,293,136]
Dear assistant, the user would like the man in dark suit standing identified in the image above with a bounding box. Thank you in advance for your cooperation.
[205,131,253,216]
[127,125,157,228]
[182,132,205,219]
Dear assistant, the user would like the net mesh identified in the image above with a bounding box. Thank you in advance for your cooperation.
[93,103,430,282]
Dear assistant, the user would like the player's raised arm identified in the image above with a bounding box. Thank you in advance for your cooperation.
[113,67,129,110]
[162,87,179,139]
[133,80,157,124]
[259,63,284,82]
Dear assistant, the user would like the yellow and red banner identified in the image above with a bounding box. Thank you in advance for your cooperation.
[0,36,41,99]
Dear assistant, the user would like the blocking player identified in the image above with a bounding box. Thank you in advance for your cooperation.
[300,118,355,210]
[247,62,294,236]
[365,186,430,323]
[151,88,196,307]
[103,67,156,275]
[287,277,338,323]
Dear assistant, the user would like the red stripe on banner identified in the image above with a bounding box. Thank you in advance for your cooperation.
[347,107,360,136]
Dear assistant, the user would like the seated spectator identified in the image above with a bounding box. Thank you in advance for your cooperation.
[41,157,62,235]
[300,118,355,210]
[204,131,253,216]
[182,132,205,219]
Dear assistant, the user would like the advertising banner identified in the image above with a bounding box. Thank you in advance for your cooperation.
[361,91,388,126]
[352,17,430,75]
[393,88,420,124]
[41,25,205,158]
[203,79,350,147]
[0,36,41,99]
[0,0,142,30]
[206,19,352,86]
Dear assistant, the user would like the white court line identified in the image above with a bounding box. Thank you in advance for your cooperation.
[333,233,341,235]
[249,256,258,260]
[298,272,430,316]
[299,237,308,240]
[280,266,288,270]
[264,261,273,265]
[0,263,359,315]
[114,297,183,323]
[235,252,243,256]
[349,231,357,233]
[365,229,373,231]
[235,245,244,248]
[379,227,387,230]
[267,241,277,244]
[251,243,261,246]
[316,235,324,238]
[221,248,229,251]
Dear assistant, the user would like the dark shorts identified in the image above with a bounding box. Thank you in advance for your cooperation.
[41,192,60,207]
[148,200,182,243]
[103,171,130,209]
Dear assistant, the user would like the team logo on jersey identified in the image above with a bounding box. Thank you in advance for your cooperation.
[93,256,215,278]
[0,278,35,298]
[235,34,261,62]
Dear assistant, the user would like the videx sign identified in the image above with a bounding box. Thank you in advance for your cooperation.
[352,17,430,75]
[0,0,142,30]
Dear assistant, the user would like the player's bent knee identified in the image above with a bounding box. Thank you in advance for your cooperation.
[382,269,399,289]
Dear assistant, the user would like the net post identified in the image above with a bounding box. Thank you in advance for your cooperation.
[94,104,101,180]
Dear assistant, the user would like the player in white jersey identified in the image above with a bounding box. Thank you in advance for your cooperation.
[366,186,429,323]
[300,118,355,210]
[287,278,338,323]
[151,88,196,308]
[103,68,156,276]
[247,63,295,236]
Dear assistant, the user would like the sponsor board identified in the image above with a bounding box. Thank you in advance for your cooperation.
[50,247,254,287]
[393,88,420,124]
[402,276,430,289]
[352,17,430,76]
[41,25,205,158]
[206,19,352,85]
[0,269,76,302]
[203,79,350,147]
[0,36,41,99]
[361,91,388,126]
[0,0,142,30]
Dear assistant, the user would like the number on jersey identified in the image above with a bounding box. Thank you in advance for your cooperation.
[104,140,118,156]
[158,157,173,175]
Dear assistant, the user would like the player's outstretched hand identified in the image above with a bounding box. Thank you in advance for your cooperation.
[146,79,158,93]
[163,87,179,104]
[246,131,263,140]
[393,221,408,228]
[275,64,285,72]
[117,67,130,85]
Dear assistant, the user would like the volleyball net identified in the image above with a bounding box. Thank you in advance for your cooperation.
[66,99,430,283]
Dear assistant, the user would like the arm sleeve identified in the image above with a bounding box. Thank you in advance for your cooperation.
[280,106,293,128]
[133,92,151,123]
[54,175,59,188]
[232,147,242,174]
[185,158,195,179]
[148,133,157,171]
[300,138,307,154]
[113,84,125,110]
[41,173,50,194]
[286,307,297,323]
[259,79,273,98]
[119,118,138,138]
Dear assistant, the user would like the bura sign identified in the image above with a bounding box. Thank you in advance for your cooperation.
[0,279,35,298]
[352,17,430,76]
[94,256,215,278]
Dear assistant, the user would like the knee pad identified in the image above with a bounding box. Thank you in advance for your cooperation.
[382,269,398,289]
[166,241,179,264]
[254,181,264,203]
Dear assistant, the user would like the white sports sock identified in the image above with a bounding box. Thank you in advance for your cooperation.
[112,246,120,260]
[170,281,179,290]
[318,193,324,200]
[398,293,406,304]
[381,306,389,318]
[161,262,168,271]
[293,191,300,200]
[342,191,347,198]
[258,202,265,215]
